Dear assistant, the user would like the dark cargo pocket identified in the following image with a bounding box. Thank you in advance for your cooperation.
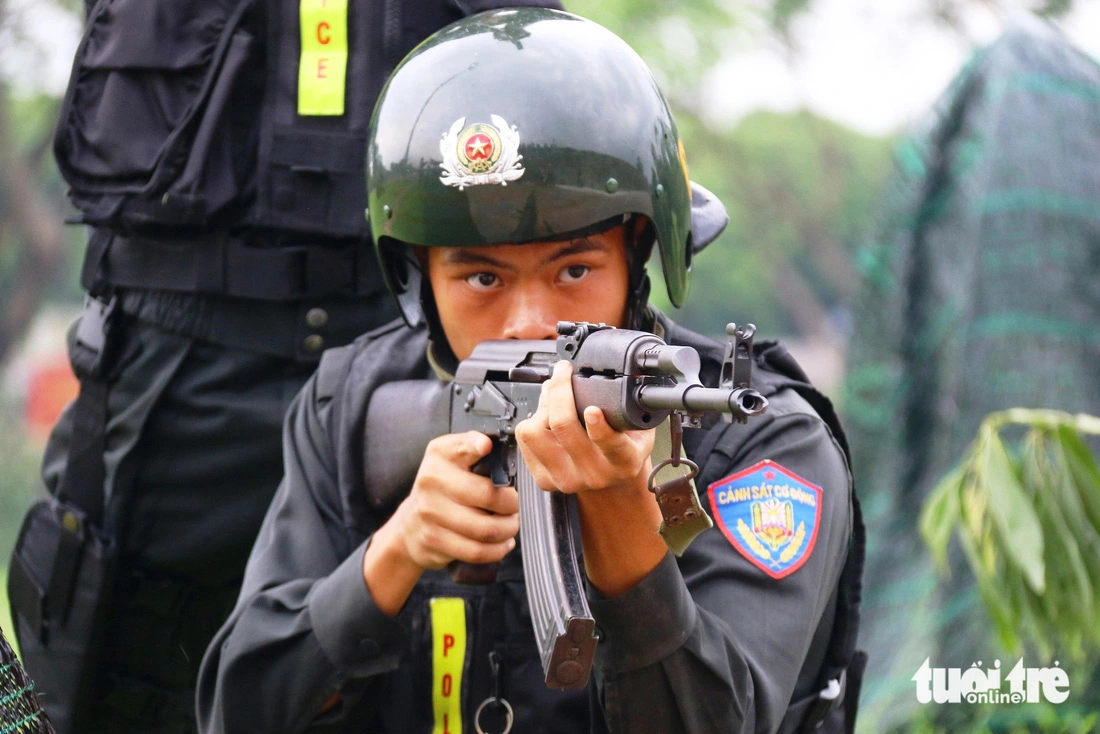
[54,0,257,227]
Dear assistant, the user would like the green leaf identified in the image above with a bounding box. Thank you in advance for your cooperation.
[1041,433,1098,545]
[979,430,1046,593]
[1023,434,1095,637]
[1058,425,1100,535]
[960,466,990,540]
[1051,430,1100,647]
[919,464,964,572]
[1050,435,1100,577]
[919,411,1100,661]
[958,526,1020,653]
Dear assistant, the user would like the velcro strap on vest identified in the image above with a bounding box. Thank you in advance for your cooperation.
[85,230,386,301]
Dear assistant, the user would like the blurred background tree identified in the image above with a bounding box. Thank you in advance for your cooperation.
[0,0,89,644]
[0,0,84,361]
[842,13,1100,733]
[0,0,1080,376]
[571,0,896,346]
[569,0,1080,356]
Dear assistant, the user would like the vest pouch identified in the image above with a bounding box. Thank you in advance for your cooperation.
[257,128,368,237]
[54,0,258,229]
[7,498,118,733]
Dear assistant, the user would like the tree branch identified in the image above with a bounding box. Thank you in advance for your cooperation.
[0,85,70,364]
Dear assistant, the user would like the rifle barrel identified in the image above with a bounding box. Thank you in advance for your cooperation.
[636,384,768,418]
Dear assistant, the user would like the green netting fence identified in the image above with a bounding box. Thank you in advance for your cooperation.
[843,15,1100,732]
[0,628,52,734]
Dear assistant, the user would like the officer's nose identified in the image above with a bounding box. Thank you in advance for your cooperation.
[501,289,559,341]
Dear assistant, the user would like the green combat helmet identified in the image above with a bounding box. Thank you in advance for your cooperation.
[367,7,728,326]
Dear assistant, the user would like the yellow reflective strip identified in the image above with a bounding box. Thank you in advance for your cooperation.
[298,0,348,116]
[431,597,466,734]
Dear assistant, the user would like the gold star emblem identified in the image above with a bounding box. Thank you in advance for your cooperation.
[466,135,490,160]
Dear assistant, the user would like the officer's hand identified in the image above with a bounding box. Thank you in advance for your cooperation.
[392,431,519,570]
[516,361,655,496]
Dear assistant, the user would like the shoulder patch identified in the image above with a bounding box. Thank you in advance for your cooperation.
[706,460,821,579]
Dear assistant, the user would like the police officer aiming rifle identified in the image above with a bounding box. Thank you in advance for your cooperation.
[198,8,866,733]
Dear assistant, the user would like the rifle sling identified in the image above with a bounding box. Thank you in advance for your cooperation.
[651,420,712,556]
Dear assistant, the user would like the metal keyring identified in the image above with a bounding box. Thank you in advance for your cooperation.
[474,696,514,734]
[647,457,700,493]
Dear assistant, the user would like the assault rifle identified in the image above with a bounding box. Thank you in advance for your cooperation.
[364,322,767,690]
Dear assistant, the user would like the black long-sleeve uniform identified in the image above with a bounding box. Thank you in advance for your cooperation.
[197,314,855,733]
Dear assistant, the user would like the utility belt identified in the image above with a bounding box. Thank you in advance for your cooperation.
[79,227,396,361]
[83,227,387,302]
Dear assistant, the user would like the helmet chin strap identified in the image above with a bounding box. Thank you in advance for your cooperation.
[625,273,653,331]
[623,217,657,331]
[379,238,427,328]
[420,276,462,377]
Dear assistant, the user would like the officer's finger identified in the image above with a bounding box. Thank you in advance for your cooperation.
[447,534,517,566]
[543,361,596,457]
[485,483,520,515]
[425,431,493,469]
[446,454,519,514]
[416,455,495,504]
[408,523,516,569]
[448,468,519,515]
[430,502,520,545]
[583,406,655,467]
[519,444,566,492]
[516,413,577,491]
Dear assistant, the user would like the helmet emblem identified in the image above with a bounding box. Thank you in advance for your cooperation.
[440,115,525,190]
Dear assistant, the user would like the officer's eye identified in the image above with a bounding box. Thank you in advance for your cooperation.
[466,272,500,290]
[560,264,590,283]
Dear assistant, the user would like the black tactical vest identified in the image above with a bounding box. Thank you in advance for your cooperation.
[53,0,562,240]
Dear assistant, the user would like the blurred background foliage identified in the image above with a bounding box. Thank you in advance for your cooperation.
[656,109,892,339]
[0,397,48,648]
[571,0,898,342]
[841,11,1100,732]
[0,0,1096,732]
[913,410,1100,733]
[921,411,1100,661]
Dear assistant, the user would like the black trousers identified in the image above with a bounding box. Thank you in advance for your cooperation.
[39,289,398,733]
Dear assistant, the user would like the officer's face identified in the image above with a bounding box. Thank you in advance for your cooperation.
[426,225,632,361]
